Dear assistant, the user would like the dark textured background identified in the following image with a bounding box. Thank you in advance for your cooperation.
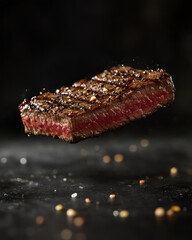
[2,0,192,135]
[1,1,192,240]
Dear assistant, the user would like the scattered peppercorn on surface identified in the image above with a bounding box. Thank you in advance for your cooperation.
[0,132,191,240]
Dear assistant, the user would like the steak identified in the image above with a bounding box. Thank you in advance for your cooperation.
[19,65,175,143]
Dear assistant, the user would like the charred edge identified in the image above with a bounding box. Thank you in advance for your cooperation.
[19,74,174,118]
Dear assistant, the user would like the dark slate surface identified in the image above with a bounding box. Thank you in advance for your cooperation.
[0,127,192,240]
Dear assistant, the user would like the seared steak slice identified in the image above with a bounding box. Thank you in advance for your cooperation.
[19,65,175,143]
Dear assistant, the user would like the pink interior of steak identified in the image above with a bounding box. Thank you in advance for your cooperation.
[72,87,172,138]
[22,115,72,141]
[22,85,173,142]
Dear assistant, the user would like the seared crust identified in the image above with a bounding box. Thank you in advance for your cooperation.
[19,65,175,142]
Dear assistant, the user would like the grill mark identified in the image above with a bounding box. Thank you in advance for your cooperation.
[28,92,98,113]
[73,77,158,92]
[57,85,130,106]
[92,73,136,85]
[91,66,169,86]
[56,66,169,110]
[20,66,172,118]
[19,65,175,143]
[62,78,128,97]
[92,73,163,86]
[27,91,120,116]
[73,79,119,91]
[72,79,132,95]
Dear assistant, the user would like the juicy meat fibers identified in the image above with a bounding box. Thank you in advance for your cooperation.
[19,65,175,143]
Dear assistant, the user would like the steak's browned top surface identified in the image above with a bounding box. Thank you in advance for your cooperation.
[92,65,171,85]
[19,65,174,118]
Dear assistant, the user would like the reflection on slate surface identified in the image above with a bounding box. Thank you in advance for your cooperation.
[0,127,192,240]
